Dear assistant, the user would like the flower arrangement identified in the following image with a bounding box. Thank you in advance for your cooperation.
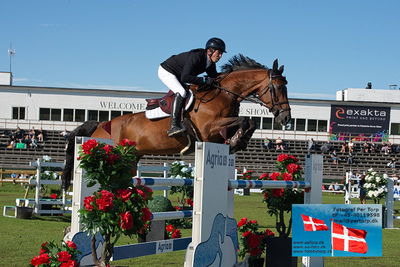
[363,168,388,203]
[30,240,79,267]
[165,224,182,239]
[261,154,304,238]
[241,170,255,180]
[237,217,275,263]
[77,139,153,266]
[169,161,194,208]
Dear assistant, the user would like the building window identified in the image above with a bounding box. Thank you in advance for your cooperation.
[39,108,50,120]
[111,110,122,119]
[251,117,261,129]
[99,111,109,121]
[63,109,74,121]
[391,123,400,135]
[307,119,317,132]
[75,109,85,122]
[12,107,25,120]
[88,110,99,121]
[317,120,328,132]
[284,118,294,131]
[51,109,61,121]
[262,117,273,129]
[123,111,133,115]
[296,118,306,131]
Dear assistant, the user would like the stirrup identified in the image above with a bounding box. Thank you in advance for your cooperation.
[167,126,186,137]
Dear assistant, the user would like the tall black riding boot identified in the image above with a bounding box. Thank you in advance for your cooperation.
[167,93,185,137]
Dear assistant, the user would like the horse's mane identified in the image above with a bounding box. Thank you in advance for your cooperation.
[220,54,267,74]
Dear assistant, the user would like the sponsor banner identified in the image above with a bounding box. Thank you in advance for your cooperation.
[292,204,382,257]
[330,105,390,135]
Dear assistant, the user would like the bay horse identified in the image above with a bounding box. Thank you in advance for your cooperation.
[62,55,291,189]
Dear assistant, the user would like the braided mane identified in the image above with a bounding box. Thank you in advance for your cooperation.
[220,54,267,74]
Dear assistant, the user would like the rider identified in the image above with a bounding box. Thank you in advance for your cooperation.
[158,37,226,137]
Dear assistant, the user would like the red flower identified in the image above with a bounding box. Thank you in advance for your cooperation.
[289,155,299,162]
[242,231,252,237]
[50,193,58,199]
[41,242,48,248]
[116,188,133,202]
[119,211,134,230]
[185,198,193,207]
[119,138,137,147]
[264,229,275,237]
[270,172,281,180]
[259,173,269,180]
[282,172,293,181]
[249,220,257,224]
[272,188,285,197]
[57,251,72,262]
[105,153,119,164]
[175,206,182,211]
[66,241,77,249]
[287,163,301,174]
[39,248,47,254]
[237,217,248,227]
[141,207,152,222]
[171,229,182,238]
[249,247,262,256]
[82,139,98,155]
[60,260,79,267]
[247,233,261,248]
[83,195,95,211]
[277,154,290,162]
[96,190,114,211]
[102,144,114,154]
[31,253,50,266]
[263,192,269,199]
[166,224,175,232]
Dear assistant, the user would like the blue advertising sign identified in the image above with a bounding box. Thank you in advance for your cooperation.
[292,204,382,257]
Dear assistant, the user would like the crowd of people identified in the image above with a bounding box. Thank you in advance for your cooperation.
[2,127,46,149]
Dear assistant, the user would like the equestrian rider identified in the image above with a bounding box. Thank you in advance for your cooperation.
[158,37,226,137]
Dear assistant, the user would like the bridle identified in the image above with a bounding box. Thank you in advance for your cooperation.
[214,70,291,114]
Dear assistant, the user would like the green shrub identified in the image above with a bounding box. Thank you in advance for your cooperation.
[148,195,174,212]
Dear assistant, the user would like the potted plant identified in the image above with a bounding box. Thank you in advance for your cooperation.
[237,217,275,267]
[260,153,304,267]
[77,139,153,267]
[30,240,79,267]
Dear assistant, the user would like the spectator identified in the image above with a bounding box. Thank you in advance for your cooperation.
[381,142,390,155]
[387,158,396,168]
[320,141,332,154]
[37,128,45,142]
[348,140,354,153]
[262,138,274,150]
[362,141,370,153]
[14,127,24,142]
[28,127,36,138]
[359,175,366,204]
[30,135,38,149]
[307,138,315,154]
[330,150,340,165]
[346,152,354,165]
[275,137,284,151]
[340,142,347,153]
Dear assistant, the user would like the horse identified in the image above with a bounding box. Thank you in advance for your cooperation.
[62,54,291,189]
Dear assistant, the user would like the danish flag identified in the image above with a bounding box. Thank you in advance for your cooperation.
[301,214,328,231]
[332,222,368,254]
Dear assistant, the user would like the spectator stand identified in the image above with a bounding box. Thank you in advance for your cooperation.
[3,158,70,218]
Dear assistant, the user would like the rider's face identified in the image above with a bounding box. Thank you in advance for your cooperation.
[208,49,223,63]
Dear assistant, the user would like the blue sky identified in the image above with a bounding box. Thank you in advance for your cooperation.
[1,0,399,100]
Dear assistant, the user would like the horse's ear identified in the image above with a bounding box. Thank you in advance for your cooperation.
[273,59,278,71]
[278,65,284,74]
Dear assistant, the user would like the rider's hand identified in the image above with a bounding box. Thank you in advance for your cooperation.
[204,77,216,86]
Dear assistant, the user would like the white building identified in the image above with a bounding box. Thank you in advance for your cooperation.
[1,82,400,143]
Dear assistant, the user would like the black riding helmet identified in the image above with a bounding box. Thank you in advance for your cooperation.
[205,37,226,53]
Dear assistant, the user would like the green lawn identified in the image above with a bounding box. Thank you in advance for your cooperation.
[0,184,399,267]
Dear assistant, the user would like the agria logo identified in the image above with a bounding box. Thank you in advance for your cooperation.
[335,107,345,119]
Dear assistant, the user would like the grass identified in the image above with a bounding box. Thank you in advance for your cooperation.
[0,183,399,267]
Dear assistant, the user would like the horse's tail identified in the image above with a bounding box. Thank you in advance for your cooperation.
[61,120,100,190]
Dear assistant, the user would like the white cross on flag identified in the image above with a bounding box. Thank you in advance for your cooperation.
[301,214,328,231]
[332,222,368,254]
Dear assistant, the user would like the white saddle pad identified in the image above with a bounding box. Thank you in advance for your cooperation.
[145,91,194,120]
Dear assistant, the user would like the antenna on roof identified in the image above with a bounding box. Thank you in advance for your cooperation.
[8,42,16,73]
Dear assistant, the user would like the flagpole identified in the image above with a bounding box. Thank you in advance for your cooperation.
[331,219,334,257]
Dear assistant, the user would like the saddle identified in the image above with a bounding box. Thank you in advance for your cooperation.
[145,87,197,115]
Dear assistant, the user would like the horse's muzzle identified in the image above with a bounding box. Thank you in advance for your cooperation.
[274,110,291,127]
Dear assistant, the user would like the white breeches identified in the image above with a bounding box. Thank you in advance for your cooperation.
[158,65,187,97]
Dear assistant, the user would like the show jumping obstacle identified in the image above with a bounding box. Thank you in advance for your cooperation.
[67,137,324,267]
